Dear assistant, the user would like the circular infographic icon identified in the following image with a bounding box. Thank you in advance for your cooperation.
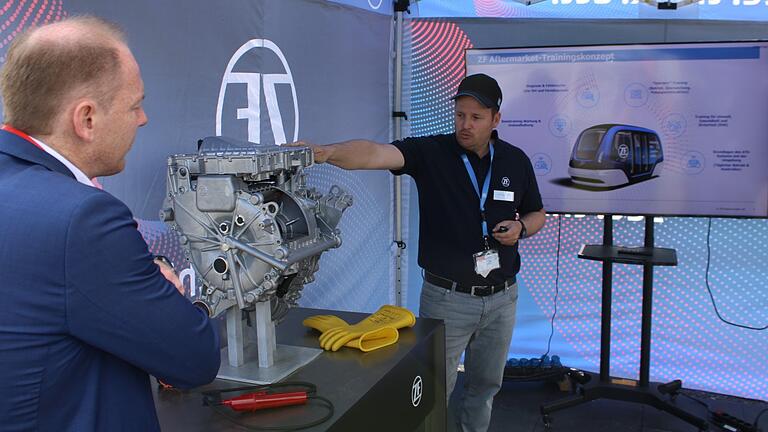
[624,82,649,108]
[682,151,705,175]
[577,85,599,108]
[548,115,571,137]
[531,153,552,176]
[663,113,687,138]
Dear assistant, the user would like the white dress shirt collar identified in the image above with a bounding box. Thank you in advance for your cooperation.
[31,136,96,188]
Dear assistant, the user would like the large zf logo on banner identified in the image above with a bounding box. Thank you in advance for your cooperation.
[216,39,299,145]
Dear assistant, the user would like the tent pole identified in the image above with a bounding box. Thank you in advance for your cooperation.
[393,1,406,306]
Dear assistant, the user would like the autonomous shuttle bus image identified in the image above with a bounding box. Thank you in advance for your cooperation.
[568,124,664,188]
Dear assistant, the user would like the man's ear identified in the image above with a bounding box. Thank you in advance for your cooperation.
[72,99,97,142]
[492,110,501,128]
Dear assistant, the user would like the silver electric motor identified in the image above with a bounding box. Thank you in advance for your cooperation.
[161,136,353,319]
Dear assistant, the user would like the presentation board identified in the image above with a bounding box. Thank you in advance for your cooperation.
[467,42,768,217]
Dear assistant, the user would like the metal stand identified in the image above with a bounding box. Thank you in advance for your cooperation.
[393,0,408,306]
[217,303,321,385]
[540,215,709,431]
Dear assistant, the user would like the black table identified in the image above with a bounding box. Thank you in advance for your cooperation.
[154,307,446,431]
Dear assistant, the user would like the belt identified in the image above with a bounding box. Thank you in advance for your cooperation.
[424,272,516,297]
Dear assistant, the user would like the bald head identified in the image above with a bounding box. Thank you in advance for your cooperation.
[0,16,127,136]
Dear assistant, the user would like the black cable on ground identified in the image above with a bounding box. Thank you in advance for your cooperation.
[505,215,563,380]
[679,389,768,431]
[705,218,767,331]
[540,214,562,362]
[503,369,568,382]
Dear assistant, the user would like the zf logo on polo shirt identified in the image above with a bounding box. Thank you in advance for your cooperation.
[216,39,299,145]
[494,176,514,202]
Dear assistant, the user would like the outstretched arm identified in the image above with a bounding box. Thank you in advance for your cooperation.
[291,139,405,170]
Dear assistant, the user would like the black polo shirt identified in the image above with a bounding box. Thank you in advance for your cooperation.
[391,131,543,287]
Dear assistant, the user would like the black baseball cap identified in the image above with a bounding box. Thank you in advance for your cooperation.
[453,73,502,110]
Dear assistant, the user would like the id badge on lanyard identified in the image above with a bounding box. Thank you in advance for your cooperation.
[462,143,500,278]
[473,249,500,278]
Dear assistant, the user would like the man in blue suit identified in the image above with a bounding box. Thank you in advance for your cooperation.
[0,16,220,431]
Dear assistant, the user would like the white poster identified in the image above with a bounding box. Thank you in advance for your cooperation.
[468,42,768,216]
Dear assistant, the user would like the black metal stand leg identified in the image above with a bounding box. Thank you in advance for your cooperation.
[653,398,710,431]
[541,392,589,415]
[600,216,613,382]
[540,394,585,430]
[539,215,710,431]
[639,216,654,387]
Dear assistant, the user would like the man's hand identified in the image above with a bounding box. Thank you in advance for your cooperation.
[491,220,523,246]
[286,140,332,164]
[285,139,404,170]
[154,258,184,295]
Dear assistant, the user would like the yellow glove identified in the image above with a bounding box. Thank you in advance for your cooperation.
[318,305,416,352]
[302,314,399,352]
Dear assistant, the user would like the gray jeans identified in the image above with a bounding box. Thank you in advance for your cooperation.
[420,279,518,432]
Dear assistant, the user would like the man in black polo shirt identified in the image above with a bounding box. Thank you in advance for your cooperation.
[297,74,546,432]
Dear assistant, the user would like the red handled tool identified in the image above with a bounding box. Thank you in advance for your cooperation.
[221,391,308,411]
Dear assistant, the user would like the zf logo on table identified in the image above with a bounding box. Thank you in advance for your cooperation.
[411,375,423,407]
[216,39,299,145]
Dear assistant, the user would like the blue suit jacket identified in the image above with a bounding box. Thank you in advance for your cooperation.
[0,130,221,431]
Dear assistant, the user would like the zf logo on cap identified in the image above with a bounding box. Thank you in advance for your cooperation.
[216,39,299,145]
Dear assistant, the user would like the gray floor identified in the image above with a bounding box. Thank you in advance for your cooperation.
[449,373,767,432]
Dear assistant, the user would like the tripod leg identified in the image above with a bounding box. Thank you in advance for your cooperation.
[540,392,588,415]
[657,402,709,431]
[542,413,553,431]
